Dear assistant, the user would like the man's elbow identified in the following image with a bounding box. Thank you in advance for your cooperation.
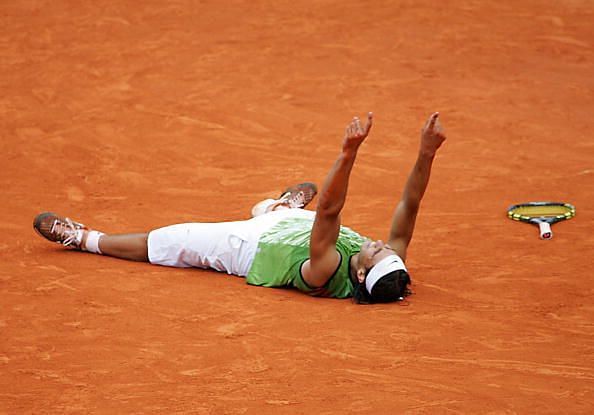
[316,196,342,217]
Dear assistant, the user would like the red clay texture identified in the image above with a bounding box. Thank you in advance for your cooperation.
[1,1,593,413]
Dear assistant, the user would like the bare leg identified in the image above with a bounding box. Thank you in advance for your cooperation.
[94,233,149,262]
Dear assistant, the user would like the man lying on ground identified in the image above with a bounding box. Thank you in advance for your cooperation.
[34,112,446,304]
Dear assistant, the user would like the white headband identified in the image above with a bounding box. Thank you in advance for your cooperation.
[365,254,408,295]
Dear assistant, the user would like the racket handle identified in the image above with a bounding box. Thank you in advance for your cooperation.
[539,222,553,239]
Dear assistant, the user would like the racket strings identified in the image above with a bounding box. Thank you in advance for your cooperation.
[509,204,574,220]
[512,208,571,216]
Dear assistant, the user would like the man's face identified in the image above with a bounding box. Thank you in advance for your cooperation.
[358,240,396,272]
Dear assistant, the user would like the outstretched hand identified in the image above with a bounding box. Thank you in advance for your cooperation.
[420,112,446,156]
[342,112,373,152]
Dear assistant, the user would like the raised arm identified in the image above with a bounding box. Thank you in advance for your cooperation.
[388,112,446,261]
[301,113,373,287]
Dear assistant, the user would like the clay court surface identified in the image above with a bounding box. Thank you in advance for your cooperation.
[2,0,594,413]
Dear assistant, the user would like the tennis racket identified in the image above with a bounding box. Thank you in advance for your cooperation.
[507,202,575,239]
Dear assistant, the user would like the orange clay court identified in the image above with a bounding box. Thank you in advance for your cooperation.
[2,1,594,413]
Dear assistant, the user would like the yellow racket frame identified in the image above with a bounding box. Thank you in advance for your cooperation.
[507,202,575,239]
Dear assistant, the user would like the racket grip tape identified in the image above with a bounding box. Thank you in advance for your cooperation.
[538,222,553,239]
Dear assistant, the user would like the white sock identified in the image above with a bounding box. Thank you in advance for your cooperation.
[84,230,104,254]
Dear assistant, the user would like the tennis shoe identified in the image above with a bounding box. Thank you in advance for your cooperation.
[279,182,318,209]
[33,212,87,249]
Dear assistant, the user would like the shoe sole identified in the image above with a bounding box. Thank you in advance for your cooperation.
[33,212,86,245]
[280,182,318,208]
[33,212,60,241]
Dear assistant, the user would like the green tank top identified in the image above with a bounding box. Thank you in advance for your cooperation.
[246,216,366,298]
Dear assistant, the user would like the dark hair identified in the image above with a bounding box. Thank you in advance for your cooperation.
[353,270,412,305]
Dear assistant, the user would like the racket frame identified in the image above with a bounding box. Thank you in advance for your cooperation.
[507,201,575,239]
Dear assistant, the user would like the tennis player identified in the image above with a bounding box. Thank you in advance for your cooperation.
[34,112,446,303]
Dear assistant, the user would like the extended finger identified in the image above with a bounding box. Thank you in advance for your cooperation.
[427,112,439,130]
[364,112,373,134]
[434,118,444,133]
[354,117,363,134]
[349,121,359,136]
[351,118,358,130]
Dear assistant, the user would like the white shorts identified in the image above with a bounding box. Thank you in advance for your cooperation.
[147,209,315,276]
